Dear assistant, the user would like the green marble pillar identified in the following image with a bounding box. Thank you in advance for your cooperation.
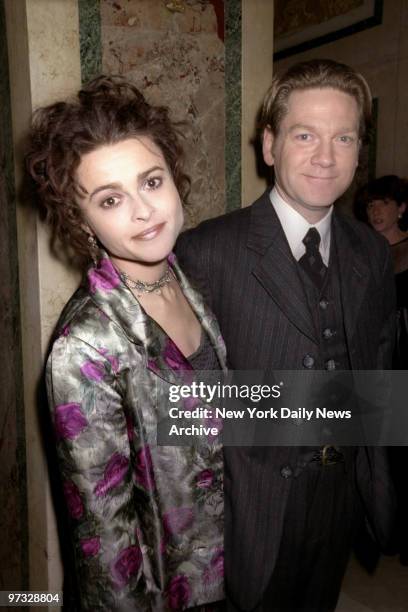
[79,0,102,83]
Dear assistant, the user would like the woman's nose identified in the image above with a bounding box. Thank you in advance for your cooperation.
[130,195,154,222]
[370,202,382,213]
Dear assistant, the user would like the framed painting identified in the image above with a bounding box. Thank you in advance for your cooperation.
[274,0,383,60]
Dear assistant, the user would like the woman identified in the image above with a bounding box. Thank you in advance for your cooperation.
[355,175,408,369]
[26,76,226,610]
[354,174,408,566]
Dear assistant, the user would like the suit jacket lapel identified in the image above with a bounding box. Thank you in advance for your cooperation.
[332,214,370,342]
[248,192,318,344]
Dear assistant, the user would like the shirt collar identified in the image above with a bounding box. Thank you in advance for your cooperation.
[270,187,333,265]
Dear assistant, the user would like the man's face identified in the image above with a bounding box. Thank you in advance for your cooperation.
[263,87,360,223]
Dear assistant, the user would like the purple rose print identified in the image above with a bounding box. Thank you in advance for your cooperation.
[196,469,214,489]
[210,548,224,577]
[182,395,201,411]
[147,359,161,375]
[203,548,224,585]
[205,414,223,441]
[106,354,119,372]
[135,446,156,492]
[88,258,120,293]
[163,507,194,536]
[167,574,190,610]
[97,348,119,373]
[54,403,88,440]
[80,536,100,558]
[167,252,176,266]
[163,339,193,372]
[59,324,70,337]
[111,545,142,588]
[63,480,84,520]
[94,453,129,497]
[80,359,105,382]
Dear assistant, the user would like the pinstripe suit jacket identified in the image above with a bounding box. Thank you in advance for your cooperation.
[176,190,396,611]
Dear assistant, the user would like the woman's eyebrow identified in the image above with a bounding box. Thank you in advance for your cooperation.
[88,182,123,200]
[87,166,166,200]
[137,165,165,182]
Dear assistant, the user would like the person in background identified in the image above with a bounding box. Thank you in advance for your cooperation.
[355,174,408,565]
[26,76,225,611]
[355,175,408,368]
[176,59,396,612]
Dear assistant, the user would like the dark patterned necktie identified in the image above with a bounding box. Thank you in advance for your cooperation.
[299,227,327,290]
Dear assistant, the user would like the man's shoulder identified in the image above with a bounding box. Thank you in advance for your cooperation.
[334,211,389,252]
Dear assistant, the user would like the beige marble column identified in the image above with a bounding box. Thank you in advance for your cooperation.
[5,0,81,594]
[241,0,274,206]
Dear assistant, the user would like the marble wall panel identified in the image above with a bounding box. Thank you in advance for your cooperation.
[101,0,225,226]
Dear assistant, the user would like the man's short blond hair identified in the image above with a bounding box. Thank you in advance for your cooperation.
[260,59,372,141]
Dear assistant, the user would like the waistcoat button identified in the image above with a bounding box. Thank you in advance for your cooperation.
[280,465,293,479]
[319,298,329,309]
[303,354,315,369]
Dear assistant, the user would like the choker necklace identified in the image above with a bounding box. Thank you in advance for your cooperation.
[119,267,174,296]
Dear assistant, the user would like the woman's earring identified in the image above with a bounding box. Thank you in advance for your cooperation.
[88,234,99,265]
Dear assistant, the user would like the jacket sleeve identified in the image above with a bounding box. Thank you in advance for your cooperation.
[46,333,150,611]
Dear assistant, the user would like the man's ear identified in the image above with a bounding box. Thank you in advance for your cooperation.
[262,127,275,167]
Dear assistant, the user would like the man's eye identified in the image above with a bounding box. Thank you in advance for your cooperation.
[338,135,354,143]
[145,177,162,190]
[296,133,312,141]
[101,195,120,208]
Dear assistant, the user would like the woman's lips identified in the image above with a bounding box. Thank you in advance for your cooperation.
[133,222,165,240]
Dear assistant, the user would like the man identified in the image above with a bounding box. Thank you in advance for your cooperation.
[176,59,395,611]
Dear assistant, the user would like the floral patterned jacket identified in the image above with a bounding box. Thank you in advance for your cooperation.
[46,251,227,611]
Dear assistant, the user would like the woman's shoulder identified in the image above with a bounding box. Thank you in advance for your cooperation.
[51,285,100,340]
[46,283,141,388]
[49,281,128,359]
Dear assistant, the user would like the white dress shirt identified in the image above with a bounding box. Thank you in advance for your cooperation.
[270,187,333,266]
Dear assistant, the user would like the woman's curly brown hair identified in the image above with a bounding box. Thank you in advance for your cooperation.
[25,75,190,266]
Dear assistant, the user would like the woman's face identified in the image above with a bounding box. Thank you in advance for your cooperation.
[366,197,405,234]
[76,137,184,269]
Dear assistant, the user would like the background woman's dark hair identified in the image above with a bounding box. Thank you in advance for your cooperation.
[353,174,408,228]
[25,75,190,266]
